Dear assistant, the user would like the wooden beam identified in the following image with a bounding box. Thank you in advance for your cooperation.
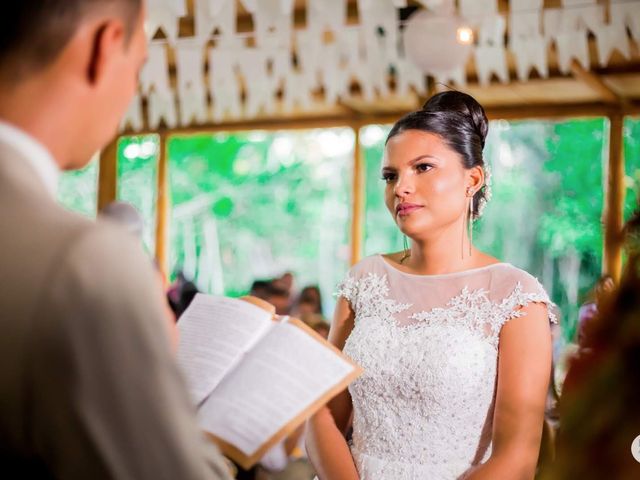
[570,59,622,104]
[350,126,364,265]
[155,133,169,280]
[97,138,118,211]
[121,101,640,138]
[603,113,626,283]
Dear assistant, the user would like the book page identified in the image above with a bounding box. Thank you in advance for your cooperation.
[176,294,274,405]
[197,319,359,459]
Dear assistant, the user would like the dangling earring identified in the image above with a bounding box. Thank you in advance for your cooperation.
[400,235,411,264]
[462,188,474,260]
[468,192,474,258]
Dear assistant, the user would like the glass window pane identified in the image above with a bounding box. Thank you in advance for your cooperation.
[57,157,99,217]
[361,124,400,256]
[168,129,353,313]
[624,116,640,220]
[117,135,159,253]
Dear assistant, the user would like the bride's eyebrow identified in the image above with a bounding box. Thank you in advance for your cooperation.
[409,154,440,165]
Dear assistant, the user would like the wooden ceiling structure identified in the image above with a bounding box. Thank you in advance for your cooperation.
[99,0,640,282]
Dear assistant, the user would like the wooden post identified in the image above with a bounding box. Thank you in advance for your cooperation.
[351,126,364,266]
[155,133,169,280]
[603,113,625,283]
[97,137,118,211]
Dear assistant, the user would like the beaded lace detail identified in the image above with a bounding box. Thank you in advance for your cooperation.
[335,256,556,480]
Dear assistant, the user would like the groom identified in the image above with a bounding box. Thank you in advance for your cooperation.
[0,1,231,478]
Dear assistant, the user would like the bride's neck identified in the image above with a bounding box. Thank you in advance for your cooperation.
[404,228,474,275]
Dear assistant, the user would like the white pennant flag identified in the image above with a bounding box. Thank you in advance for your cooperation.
[320,42,350,104]
[474,45,508,85]
[283,71,314,111]
[610,1,640,43]
[194,0,236,42]
[139,43,171,95]
[478,14,506,46]
[432,66,467,88]
[543,8,563,40]
[593,23,630,67]
[555,31,590,72]
[175,40,208,126]
[208,47,242,122]
[394,55,426,97]
[509,35,548,81]
[120,94,144,132]
[147,90,178,129]
[510,11,542,38]
[146,0,185,42]
[509,1,546,82]
[237,48,277,118]
[339,27,388,101]
[459,0,497,20]
[560,4,603,33]
[358,0,400,63]
[295,30,324,90]
[510,0,542,12]
[252,0,294,49]
[308,0,347,34]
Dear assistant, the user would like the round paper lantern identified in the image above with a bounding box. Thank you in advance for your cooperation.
[403,9,472,74]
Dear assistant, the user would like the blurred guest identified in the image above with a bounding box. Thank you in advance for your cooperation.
[576,274,615,347]
[302,314,330,340]
[0,1,230,477]
[250,279,272,300]
[99,200,145,238]
[168,271,201,319]
[292,285,323,317]
[265,282,291,315]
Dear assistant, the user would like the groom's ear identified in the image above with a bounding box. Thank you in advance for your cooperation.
[85,19,128,86]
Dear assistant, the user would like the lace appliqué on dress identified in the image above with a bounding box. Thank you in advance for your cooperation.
[409,282,558,348]
[336,272,412,322]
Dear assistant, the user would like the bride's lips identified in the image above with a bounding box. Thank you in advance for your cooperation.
[396,202,423,216]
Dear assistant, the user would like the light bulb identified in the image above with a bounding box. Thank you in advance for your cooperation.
[456,26,474,45]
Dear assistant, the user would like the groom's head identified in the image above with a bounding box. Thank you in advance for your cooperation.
[0,0,147,169]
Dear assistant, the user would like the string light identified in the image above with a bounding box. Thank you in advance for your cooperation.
[456,26,474,45]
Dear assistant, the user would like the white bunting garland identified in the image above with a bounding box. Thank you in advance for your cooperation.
[121,0,637,128]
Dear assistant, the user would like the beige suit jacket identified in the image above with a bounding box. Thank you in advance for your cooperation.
[0,143,232,479]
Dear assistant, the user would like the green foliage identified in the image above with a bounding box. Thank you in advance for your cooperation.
[57,158,99,217]
[167,130,353,307]
[624,117,640,220]
[361,125,402,256]
[117,135,159,253]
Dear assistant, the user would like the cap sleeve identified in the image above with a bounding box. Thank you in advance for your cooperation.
[494,269,558,329]
[334,256,376,308]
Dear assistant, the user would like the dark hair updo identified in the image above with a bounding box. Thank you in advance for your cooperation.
[386,91,490,218]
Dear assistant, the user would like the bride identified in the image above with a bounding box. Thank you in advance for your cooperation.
[306,91,556,480]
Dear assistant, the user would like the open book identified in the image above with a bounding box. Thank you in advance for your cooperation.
[176,293,362,470]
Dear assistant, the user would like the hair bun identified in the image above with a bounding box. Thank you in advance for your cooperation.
[422,91,488,148]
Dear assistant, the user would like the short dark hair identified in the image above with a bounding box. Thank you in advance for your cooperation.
[386,91,489,218]
[0,0,142,79]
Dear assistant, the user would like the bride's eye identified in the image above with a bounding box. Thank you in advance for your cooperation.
[381,172,397,183]
[416,163,433,173]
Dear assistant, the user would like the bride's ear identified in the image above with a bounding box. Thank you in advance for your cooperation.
[466,165,485,192]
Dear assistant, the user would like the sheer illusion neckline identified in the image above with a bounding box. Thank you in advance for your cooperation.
[377,254,510,279]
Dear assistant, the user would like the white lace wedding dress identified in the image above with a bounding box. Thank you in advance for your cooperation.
[335,255,556,480]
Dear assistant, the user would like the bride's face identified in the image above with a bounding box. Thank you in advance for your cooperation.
[382,130,471,240]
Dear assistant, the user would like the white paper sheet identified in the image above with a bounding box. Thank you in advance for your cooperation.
[177,294,274,405]
[197,321,356,456]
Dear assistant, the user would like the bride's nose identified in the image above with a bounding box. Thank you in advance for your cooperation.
[394,172,416,197]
